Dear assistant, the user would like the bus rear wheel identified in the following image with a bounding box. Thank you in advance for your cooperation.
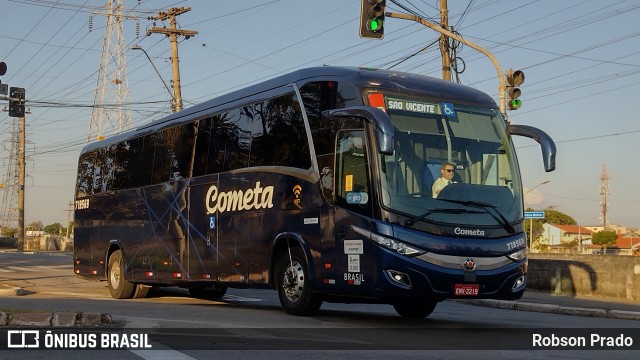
[392,299,438,318]
[276,247,322,316]
[107,250,135,299]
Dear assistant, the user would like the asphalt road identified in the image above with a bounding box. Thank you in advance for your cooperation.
[1,250,639,359]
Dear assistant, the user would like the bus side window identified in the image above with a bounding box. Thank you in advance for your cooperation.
[221,108,251,172]
[77,151,95,197]
[149,132,172,184]
[250,93,311,169]
[128,137,146,187]
[335,130,372,216]
[167,124,197,180]
[193,117,211,177]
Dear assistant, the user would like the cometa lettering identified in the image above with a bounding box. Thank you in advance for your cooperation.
[454,227,486,236]
[206,181,274,214]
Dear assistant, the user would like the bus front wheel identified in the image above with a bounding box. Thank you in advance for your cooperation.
[392,299,438,318]
[276,247,322,316]
[107,250,135,299]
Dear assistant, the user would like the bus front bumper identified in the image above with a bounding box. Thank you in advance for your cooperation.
[375,248,527,301]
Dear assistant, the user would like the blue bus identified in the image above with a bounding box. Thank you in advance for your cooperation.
[74,66,555,317]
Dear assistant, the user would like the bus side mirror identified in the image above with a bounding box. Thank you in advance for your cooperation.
[323,106,394,155]
[508,124,556,172]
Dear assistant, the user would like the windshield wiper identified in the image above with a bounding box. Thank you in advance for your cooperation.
[436,199,516,234]
[404,208,481,226]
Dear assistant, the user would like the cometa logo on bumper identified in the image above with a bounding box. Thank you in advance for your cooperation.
[454,227,486,236]
[206,181,274,214]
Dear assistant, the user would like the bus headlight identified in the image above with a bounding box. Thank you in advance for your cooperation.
[351,225,424,256]
[370,233,423,256]
[506,248,526,262]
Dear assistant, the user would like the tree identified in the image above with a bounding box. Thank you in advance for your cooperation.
[1,227,17,237]
[592,230,618,254]
[28,221,44,231]
[44,223,63,235]
[526,207,578,252]
[544,209,577,225]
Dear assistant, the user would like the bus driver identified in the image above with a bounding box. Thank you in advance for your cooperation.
[432,162,456,198]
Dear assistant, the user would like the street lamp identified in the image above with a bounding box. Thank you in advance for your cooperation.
[524,180,550,195]
[130,45,176,112]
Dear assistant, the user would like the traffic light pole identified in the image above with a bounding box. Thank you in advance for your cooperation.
[1,91,26,251]
[385,11,507,118]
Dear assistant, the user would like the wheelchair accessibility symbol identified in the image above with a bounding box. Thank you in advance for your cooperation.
[441,102,456,117]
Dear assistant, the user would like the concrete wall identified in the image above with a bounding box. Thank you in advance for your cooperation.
[0,236,72,251]
[528,253,640,301]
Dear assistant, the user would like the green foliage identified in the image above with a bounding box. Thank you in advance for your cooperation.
[544,209,577,225]
[28,221,44,231]
[526,207,577,251]
[44,223,63,235]
[592,230,618,246]
[2,228,17,237]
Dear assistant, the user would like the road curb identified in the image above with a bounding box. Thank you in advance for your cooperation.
[467,299,640,321]
[0,311,112,327]
[0,284,32,296]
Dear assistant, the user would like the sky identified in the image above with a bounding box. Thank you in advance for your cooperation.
[0,0,639,229]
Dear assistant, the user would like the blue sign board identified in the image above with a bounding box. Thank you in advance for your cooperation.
[524,211,545,219]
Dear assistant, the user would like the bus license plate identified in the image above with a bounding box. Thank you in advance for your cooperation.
[454,284,479,296]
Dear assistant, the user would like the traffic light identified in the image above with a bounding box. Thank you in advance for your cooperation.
[9,87,25,118]
[0,61,6,96]
[360,0,386,39]
[505,68,524,110]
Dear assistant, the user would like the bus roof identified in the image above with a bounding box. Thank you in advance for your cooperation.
[81,66,497,153]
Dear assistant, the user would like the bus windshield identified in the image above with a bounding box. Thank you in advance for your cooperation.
[377,96,523,228]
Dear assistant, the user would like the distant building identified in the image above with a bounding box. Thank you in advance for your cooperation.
[589,235,640,256]
[586,224,633,235]
[541,224,593,251]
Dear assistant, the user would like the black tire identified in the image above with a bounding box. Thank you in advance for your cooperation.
[189,286,228,299]
[392,299,438,318]
[107,250,135,299]
[132,284,151,299]
[276,247,322,316]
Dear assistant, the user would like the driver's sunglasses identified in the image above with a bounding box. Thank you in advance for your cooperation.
[443,169,454,173]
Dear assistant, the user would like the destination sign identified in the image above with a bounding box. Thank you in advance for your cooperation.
[387,98,438,114]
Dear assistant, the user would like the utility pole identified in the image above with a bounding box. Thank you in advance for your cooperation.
[17,112,25,252]
[146,7,198,113]
[599,164,610,229]
[439,0,451,81]
[65,201,74,237]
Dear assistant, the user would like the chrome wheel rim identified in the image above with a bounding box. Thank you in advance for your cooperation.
[110,261,121,289]
[282,261,304,303]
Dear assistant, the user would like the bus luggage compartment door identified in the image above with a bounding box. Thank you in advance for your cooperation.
[187,182,218,282]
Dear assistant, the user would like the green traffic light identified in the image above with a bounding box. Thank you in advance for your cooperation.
[508,99,522,110]
[368,19,383,32]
